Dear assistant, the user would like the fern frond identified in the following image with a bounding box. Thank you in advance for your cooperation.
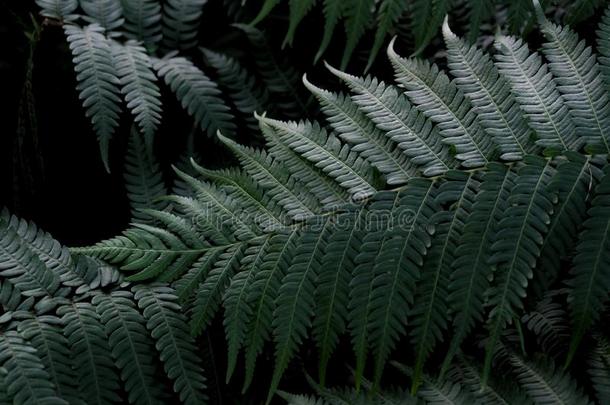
[597,6,610,90]
[120,0,162,47]
[65,24,122,171]
[202,49,269,131]
[57,302,122,404]
[79,0,124,32]
[409,171,478,391]
[483,156,557,383]
[565,0,607,25]
[133,284,208,404]
[493,34,580,152]
[508,353,592,405]
[521,294,569,356]
[267,219,331,404]
[340,0,374,70]
[440,163,516,379]
[218,133,321,220]
[367,0,408,71]
[16,313,83,404]
[283,0,316,48]
[303,74,415,186]
[242,231,298,392]
[566,163,610,365]
[0,217,62,300]
[589,335,610,404]
[388,40,494,168]
[257,116,378,200]
[93,291,166,404]
[161,0,206,50]
[324,65,457,178]
[154,56,235,138]
[124,129,168,224]
[410,0,450,55]
[0,331,67,405]
[315,0,343,63]
[35,0,77,21]
[235,24,307,118]
[539,15,610,153]
[112,41,162,147]
[443,19,535,161]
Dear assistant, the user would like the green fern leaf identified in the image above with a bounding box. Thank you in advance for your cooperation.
[112,41,162,147]
[589,335,610,404]
[410,0,450,55]
[154,56,235,138]
[267,219,331,404]
[566,163,610,365]
[57,302,122,404]
[410,171,478,392]
[202,49,270,132]
[539,16,610,153]
[133,284,208,404]
[242,231,298,392]
[191,244,244,335]
[565,0,607,24]
[223,237,270,382]
[494,34,580,152]
[464,0,494,43]
[597,6,610,91]
[443,20,535,160]
[340,0,374,70]
[303,74,416,185]
[483,156,557,383]
[65,24,122,171]
[366,0,408,72]
[79,0,124,32]
[161,0,206,50]
[508,353,592,405]
[93,291,166,404]
[124,129,168,224]
[284,0,316,48]
[35,0,77,21]
[16,313,83,404]
[120,0,162,47]
[257,116,378,200]
[441,163,516,378]
[388,40,494,168]
[315,0,343,63]
[0,331,68,405]
[326,65,456,177]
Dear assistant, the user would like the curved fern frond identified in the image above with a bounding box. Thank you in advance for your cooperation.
[79,0,124,32]
[493,34,580,152]
[16,313,83,404]
[57,302,122,405]
[567,163,610,365]
[154,56,235,138]
[133,284,208,404]
[483,156,557,383]
[538,13,610,153]
[508,353,592,405]
[124,129,168,224]
[367,0,408,71]
[35,0,77,21]
[325,65,456,177]
[388,39,494,168]
[161,0,206,51]
[93,291,166,404]
[64,23,122,171]
[340,0,374,70]
[303,74,415,186]
[120,0,162,47]
[0,331,67,405]
[443,19,535,160]
[112,41,162,147]
[521,294,569,356]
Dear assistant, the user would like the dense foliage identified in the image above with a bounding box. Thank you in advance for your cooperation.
[2,0,610,404]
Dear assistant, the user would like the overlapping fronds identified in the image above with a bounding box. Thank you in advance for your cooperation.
[0,212,208,404]
[76,16,610,400]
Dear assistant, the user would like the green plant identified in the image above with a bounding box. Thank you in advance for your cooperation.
[73,5,610,403]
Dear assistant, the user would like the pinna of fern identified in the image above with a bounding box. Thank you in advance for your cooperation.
[76,7,610,402]
[0,210,209,405]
